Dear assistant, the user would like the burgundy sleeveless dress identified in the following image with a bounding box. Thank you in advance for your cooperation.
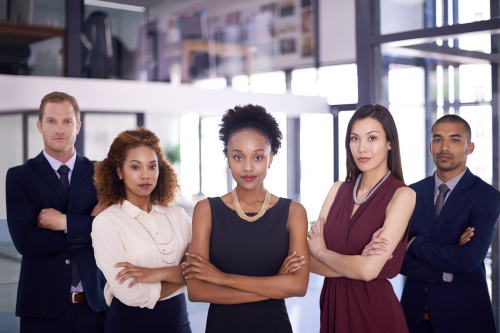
[320,174,410,333]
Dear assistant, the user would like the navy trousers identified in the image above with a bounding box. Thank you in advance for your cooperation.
[20,301,107,333]
[104,294,191,333]
[417,320,435,333]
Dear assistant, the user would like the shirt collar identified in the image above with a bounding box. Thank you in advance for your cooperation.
[434,167,467,193]
[121,200,167,219]
[43,149,77,173]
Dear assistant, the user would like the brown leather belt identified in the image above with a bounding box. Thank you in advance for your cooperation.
[423,313,430,321]
[70,293,86,303]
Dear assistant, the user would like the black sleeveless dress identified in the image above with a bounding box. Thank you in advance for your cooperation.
[206,197,293,333]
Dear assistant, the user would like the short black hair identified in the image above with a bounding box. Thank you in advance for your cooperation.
[432,114,472,142]
[219,104,282,157]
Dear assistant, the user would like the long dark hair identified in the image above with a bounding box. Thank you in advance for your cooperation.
[344,104,404,183]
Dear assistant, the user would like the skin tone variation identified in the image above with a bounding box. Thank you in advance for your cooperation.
[183,129,310,304]
[308,117,416,281]
[37,101,102,231]
[113,146,187,299]
[364,121,476,252]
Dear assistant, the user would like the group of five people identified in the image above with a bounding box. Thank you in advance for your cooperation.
[6,91,499,333]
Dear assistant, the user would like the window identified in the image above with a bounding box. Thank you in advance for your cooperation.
[318,64,358,105]
[180,113,200,197]
[300,113,333,222]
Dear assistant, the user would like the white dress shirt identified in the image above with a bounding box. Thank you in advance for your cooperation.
[91,200,192,309]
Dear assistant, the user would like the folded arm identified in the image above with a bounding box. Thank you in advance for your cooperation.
[309,185,415,281]
[408,196,499,275]
[186,201,310,299]
[92,214,182,309]
[6,168,91,256]
[399,252,444,284]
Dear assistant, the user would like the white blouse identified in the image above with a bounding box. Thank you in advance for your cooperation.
[91,200,192,309]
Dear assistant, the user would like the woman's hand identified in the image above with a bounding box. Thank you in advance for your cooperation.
[459,227,474,245]
[278,251,306,275]
[183,253,227,285]
[307,216,328,258]
[361,227,393,259]
[115,262,165,288]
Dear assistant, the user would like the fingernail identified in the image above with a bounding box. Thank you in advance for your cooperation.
[300,256,304,258]
[377,251,382,254]
[301,261,305,264]
[383,247,388,250]
[293,251,296,254]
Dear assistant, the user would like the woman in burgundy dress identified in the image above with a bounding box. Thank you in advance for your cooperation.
[308,104,416,333]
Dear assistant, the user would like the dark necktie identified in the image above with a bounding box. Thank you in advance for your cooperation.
[57,165,70,193]
[435,183,450,219]
[57,165,81,288]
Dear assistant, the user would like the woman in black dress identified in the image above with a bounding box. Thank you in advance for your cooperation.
[182,105,310,333]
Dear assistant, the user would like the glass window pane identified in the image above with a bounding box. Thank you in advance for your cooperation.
[250,71,286,94]
[338,110,355,182]
[292,67,318,96]
[180,113,200,197]
[195,78,227,90]
[459,64,492,103]
[380,0,424,35]
[265,112,287,198]
[0,115,23,219]
[300,113,333,222]
[201,117,228,197]
[459,105,493,185]
[318,64,357,105]
[27,115,44,159]
[84,113,137,161]
[232,75,250,92]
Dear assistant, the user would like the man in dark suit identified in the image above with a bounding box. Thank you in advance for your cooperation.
[6,92,108,332]
[399,115,500,333]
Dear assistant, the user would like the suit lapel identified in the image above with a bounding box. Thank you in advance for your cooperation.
[67,154,88,213]
[422,176,436,236]
[432,169,475,238]
[34,152,68,206]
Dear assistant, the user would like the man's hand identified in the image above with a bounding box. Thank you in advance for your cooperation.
[38,208,67,231]
[459,227,474,245]
[91,203,104,217]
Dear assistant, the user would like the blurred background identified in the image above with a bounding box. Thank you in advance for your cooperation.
[0,0,499,332]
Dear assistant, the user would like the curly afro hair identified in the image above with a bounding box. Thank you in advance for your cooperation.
[94,127,180,208]
[219,104,282,157]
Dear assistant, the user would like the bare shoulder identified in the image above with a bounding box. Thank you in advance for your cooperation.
[393,186,416,202]
[288,200,308,229]
[386,186,416,217]
[192,199,212,224]
[289,200,307,216]
[326,181,344,202]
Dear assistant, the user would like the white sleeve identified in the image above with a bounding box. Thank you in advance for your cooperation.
[91,213,161,309]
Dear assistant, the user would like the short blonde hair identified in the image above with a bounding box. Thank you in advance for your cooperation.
[39,92,80,122]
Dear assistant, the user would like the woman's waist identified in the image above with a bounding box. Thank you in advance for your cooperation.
[209,298,286,311]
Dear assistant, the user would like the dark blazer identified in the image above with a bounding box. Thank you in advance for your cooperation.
[400,169,500,333]
[6,152,107,318]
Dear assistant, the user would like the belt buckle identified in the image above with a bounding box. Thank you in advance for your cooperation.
[71,293,77,303]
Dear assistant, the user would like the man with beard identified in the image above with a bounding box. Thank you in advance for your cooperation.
[6,92,108,332]
[398,115,500,333]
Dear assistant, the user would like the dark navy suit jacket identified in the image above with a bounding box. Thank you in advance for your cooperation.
[6,152,107,318]
[400,169,500,333]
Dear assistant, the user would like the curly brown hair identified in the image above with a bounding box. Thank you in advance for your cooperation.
[94,127,180,208]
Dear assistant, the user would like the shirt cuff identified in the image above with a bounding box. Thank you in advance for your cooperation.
[141,282,161,309]
[406,236,416,252]
[443,272,453,282]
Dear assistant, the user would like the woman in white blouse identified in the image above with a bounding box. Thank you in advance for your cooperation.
[91,128,192,333]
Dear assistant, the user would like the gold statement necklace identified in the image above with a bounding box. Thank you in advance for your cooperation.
[231,188,271,222]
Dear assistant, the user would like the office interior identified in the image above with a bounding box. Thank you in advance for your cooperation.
[0,0,498,332]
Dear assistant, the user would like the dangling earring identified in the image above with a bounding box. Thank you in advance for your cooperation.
[268,166,270,169]
[119,176,122,180]
[228,165,231,169]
